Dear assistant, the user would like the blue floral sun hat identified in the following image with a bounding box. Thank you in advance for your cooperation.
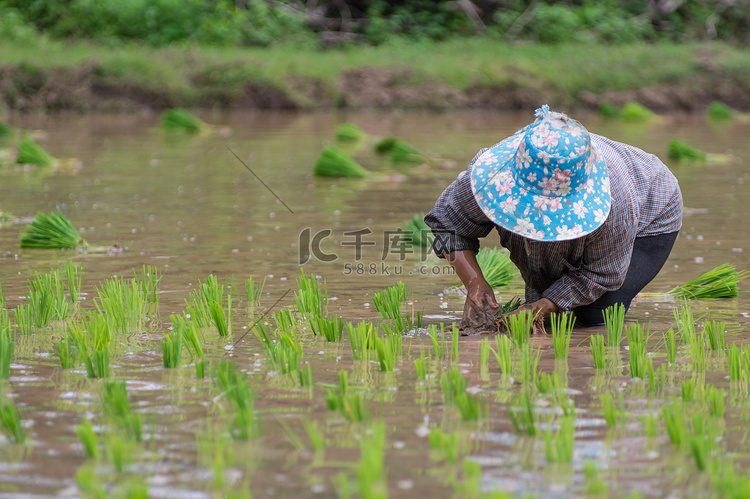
[470,105,611,242]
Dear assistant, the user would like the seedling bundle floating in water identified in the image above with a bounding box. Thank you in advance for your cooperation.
[375,136,424,164]
[335,123,366,142]
[20,210,87,249]
[668,263,748,299]
[313,146,368,179]
[707,101,735,120]
[400,213,434,248]
[668,139,706,161]
[16,136,54,167]
[161,108,209,133]
[475,247,518,288]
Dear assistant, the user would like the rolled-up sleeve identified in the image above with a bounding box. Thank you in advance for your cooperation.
[424,164,496,259]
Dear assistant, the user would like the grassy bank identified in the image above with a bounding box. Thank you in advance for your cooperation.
[2,38,750,112]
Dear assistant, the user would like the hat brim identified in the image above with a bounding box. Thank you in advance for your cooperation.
[470,131,611,242]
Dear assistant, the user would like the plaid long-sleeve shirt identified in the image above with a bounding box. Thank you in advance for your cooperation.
[425,134,683,311]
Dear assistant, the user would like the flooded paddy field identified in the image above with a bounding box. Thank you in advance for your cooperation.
[0,110,749,498]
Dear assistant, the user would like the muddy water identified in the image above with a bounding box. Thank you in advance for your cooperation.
[0,110,749,498]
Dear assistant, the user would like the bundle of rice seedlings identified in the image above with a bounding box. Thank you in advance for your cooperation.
[335,123,366,142]
[0,122,11,138]
[401,214,434,248]
[313,146,368,178]
[476,247,517,288]
[668,263,749,299]
[374,137,398,154]
[707,101,735,120]
[668,139,706,161]
[161,108,207,133]
[20,210,87,249]
[599,102,621,118]
[16,136,54,167]
[375,137,423,164]
[621,102,655,122]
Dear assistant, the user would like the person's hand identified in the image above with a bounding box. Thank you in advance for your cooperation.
[504,298,559,335]
[461,278,500,329]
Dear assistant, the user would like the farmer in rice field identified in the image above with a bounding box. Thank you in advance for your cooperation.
[425,105,683,330]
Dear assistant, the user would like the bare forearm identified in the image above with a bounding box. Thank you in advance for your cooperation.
[446,250,486,289]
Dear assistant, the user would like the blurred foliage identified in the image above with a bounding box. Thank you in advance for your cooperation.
[0,0,748,47]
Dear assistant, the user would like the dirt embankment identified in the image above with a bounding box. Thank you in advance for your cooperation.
[2,62,750,113]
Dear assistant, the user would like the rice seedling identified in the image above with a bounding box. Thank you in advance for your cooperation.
[669,263,748,299]
[185,275,232,335]
[0,336,11,379]
[505,309,534,349]
[0,122,11,137]
[347,321,376,361]
[211,361,258,439]
[475,247,517,288]
[245,276,265,315]
[668,139,706,161]
[161,330,183,368]
[76,418,100,459]
[663,402,688,447]
[646,359,666,393]
[625,322,649,379]
[440,367,467,404]
[28,269,68,319]
[295,269,328,318]
[507,389,538,436]
[0,398,25,444]
[664,327,677,363]
[355,422,387,499]
[102,381,143,441]
[551,312,575,359]
[543,414,575,464]
[673,302,697,343]
[704,320,726,351]
[314,145,368,178]
[171,314,204,359]
[400,213,434,248]
[123,480,148,499]
[599,102,621,117]
[21,288,55,328]
[450,323,459,362]
[161,108,207,132]
[428,429,459,463]
[372,282,410,332]
[729,344,744,381]
[518,342,541,383]
[374,136,423,164]
[94,275,149,334]
[480,338,490,369]
[16,136,54,166]
[707,101,735,120]
[537,372,559,394]
[325,370,370,422]
[335,122,366,142]
[20,210,86,249]
[689,325,707,372]
[583,460,609,495]
[600,392,623,428]
[590,334,606,369]
[707,385,725,418]
[104,435,134,473]
[500,296,523,314]
[75,465,105,499]
[302,419,326,454]
[195,359,206,379]
[55,337,79,370]
[414,347,432,381]
[490,334,512,373]
[13,304,35,336]
[67,314,111,379]
[681,378,700,403]
[604,303,625,347]
[375,333,402,372]
[134,265,160,306]
[620,102,655,121]
[0,308,9,342]
[309,315,344,342]
[427,323,446,359]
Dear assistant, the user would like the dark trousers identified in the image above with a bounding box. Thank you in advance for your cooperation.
[572,231,680,327]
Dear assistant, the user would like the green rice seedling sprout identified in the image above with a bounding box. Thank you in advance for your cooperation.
[28,269,69,321]
[450,323,459,362]
[427,323,446,359]
[590,334,606,369]
[583,460,609,495]
[707,101,735,120]
[104,434,133,472]
[375,333,401,372]
[302,419,326,455]
[646,357,661,392]
[335,123,366,142]
[621,102,655,121]
[161,330,183,368]
[0,309,9,342]
[325,370,370,422]
[603,303,625,347]
[309,315,344,342]
[346,321,376,361]
[13,304,35,336]
[669,263,748,299]
[599,102,621,117]
[94,276,148,334]
[729,344,744,381]
[507,389,538,436]
[171,314,204,359]
[480,338,490,369]
[375,136,423,164]
[414,347,432,381]
[490,334,512,373]
[374,136,397,153]
[518,342,541,384]
[195,359,206,379]
[440,367,467,405]
[211,361,258,439]
[704,320,726,351]
[16,136,54,167]
[455,388,483,422]
[76,418,100,459]
[76,465,105,499]
[134,265,160,307]
[0,336,11,379]
[55,337,79,370]
[428,429,460,463]
[537,372,557,394]
[245,276,265,315]
[681,377,700,403]
[0,398,25,444]
[551,312,575,359]
[0,122,11,137]
[664,327,677,363]
[295,269,328,318]
[668,139,707,160]
[161,108,207,132]
[500,296,523,314]
[599,392,621,428]
[401,214,434,248]
[314,145,368,178]
[663,402,688,447]
[543,414,575,464]
[505,309,534,349]
[372,282,406,331]
[102,381,143,441]
[707,385,725,418]
[476,247,517,288]
[673,302,697,343]
[625,322,649,379]
[20,210,86,249]
[355,422,387,499]
[689,325,707,372]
